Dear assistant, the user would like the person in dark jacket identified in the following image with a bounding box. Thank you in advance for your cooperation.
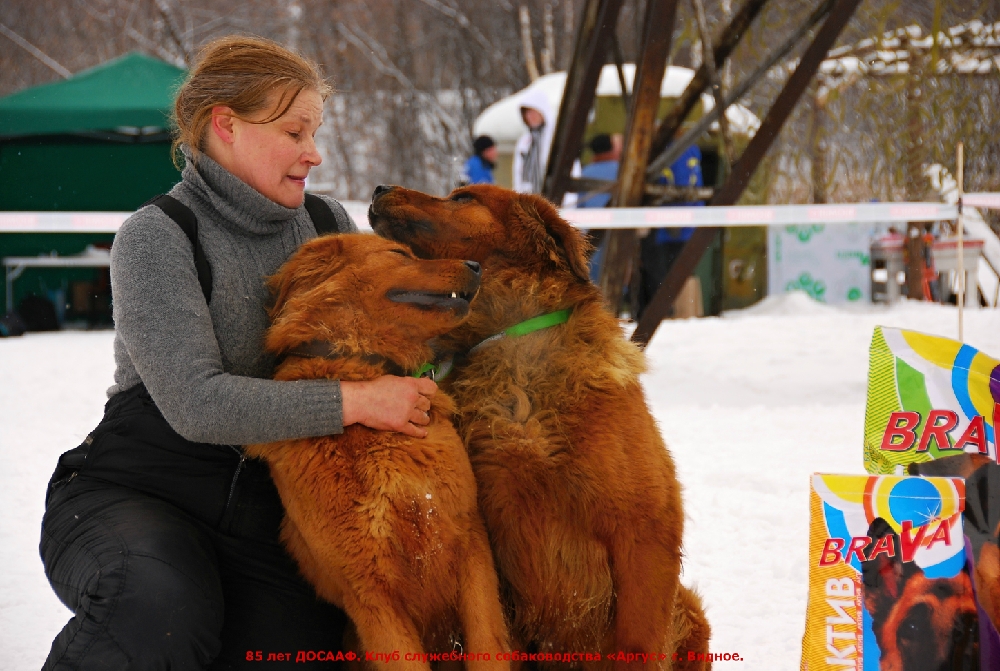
[39,35,436,670]
[461,134,497,185]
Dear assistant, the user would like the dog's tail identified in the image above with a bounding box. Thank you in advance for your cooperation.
[670,584,712,671]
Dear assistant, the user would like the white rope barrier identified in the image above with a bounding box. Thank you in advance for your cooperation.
[560,201,957,229]
[965,193,1000,210]
[0,200,961,233]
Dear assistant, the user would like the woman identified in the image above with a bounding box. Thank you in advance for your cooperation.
[39,36,436,669]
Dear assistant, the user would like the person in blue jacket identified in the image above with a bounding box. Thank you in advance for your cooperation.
[578,133,621,209]
[461,135,497,185]
[578,133,622,282]
[637,141,704,319]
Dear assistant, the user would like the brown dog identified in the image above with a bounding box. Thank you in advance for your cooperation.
[860,517,979,671]
[245,233,510,670]
[370,184,711,670]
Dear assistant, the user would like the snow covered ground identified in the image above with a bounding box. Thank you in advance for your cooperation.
[1,293,998,670]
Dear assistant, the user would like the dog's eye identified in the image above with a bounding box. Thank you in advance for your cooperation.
[898,603,930,643]
[450,193,474,203]
[390,249,410,257]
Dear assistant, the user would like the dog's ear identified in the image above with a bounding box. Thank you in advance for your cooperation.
[267,236,348,319]
[861,517,914,627]
[516,194,593,282]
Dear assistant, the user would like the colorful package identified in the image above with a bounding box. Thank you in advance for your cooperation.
[864,327,1000,475]
[801,474,978,670]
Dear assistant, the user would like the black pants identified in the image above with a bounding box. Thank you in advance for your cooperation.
[637,237,687,321]
[40,384,348,670]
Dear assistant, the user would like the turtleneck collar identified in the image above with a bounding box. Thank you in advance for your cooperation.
[180,145,303,235]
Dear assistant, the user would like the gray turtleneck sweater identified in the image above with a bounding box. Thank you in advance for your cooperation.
[108,149,357,445]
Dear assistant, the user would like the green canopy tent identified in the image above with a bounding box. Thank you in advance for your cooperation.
[0,52,186,318]
[0,51,186,211]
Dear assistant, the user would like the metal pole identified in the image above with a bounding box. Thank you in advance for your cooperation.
[957,141,964,342]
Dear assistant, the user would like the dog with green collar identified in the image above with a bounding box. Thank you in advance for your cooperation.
[371,184,711,671]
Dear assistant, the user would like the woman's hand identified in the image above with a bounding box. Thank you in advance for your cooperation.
[341,376,438,437]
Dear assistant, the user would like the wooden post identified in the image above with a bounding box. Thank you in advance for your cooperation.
[544,0,626,205]
[646,0,834,178]
[647,0,771,164]
[631,0,864,346]
[597,0,681,315]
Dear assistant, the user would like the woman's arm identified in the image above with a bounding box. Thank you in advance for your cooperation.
[111,208,429,444]
[342,376,437,438]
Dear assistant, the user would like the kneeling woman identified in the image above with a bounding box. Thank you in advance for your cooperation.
[39,36,437,670]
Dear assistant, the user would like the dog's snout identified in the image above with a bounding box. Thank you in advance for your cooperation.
[464,260,481,275]
[372,185,395,201]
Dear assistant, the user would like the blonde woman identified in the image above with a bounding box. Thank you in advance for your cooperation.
[39,36,436,669]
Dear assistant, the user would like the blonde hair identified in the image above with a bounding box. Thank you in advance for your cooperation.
[172,35,332,164]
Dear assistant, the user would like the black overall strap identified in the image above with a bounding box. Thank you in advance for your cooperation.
[144,193,347,303]
[145,194,213,303]
[303,193,339,236]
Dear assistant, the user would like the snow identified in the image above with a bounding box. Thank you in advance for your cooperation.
[2,295,999,669]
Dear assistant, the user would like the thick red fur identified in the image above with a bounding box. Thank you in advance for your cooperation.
[245,234,510,671]
[371,185,711,670]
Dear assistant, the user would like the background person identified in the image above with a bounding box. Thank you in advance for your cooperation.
[511,88,554,194]
[637,137,705,320]
[578,133,622,208]
[578,133,623,282]
[38,35,436,670]
[461,134,497,185]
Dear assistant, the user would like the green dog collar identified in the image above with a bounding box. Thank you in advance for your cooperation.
[468,308,572,355]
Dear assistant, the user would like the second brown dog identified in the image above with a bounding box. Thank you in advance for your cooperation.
[371,184,711,670]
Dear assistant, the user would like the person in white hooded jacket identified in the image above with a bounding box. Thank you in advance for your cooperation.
[511,86,580,207]
[512,87,555,194]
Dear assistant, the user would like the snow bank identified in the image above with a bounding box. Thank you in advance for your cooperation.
[2,300,998,669]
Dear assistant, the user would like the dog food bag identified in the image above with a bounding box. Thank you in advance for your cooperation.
[801,473,979,671]
[863,326,1000,475]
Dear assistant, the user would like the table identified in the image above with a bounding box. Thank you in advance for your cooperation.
[870,236,984,306]
[3,254,111,314]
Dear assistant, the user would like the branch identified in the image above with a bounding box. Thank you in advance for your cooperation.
[691,0,734,165]
[334,21,464,141]
[0,22,71,78]
[414,0,493,53]
[125,25,185,65]
[153,0,191,65]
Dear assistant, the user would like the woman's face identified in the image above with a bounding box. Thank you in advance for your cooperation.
[209,87,324,208]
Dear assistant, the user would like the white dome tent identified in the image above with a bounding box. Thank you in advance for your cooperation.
[473,64,760,189]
